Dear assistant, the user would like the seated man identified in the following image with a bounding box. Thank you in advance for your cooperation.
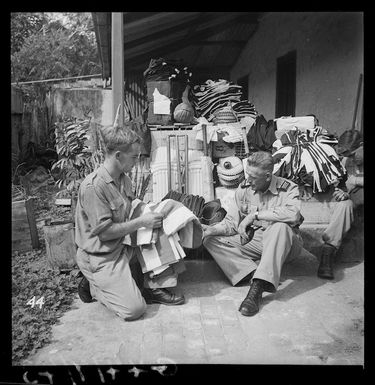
[314,143,363,280]
[75,124,185,322]
[300,117,363,280]
[202,151,304,317]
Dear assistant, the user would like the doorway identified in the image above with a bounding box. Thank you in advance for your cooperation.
[275,50,296,118]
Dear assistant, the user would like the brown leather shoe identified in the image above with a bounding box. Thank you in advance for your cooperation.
[239,279,265,316]
[318,244,336,279]
[143,288,185,306]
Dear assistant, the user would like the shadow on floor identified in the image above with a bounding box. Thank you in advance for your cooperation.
[262,251,363,306]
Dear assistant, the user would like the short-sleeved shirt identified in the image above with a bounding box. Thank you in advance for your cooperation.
[214,174,303,236]
[75,165,134,255]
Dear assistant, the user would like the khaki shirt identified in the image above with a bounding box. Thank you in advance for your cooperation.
[75,165,134,255]
[213,175,303,236]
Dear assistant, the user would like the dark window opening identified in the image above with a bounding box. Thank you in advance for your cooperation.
[275,50,296,118]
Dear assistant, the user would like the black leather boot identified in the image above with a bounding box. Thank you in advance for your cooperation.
[318,244,336,279]
[238,279,265,316]
[78,276,94,303]
[143,288,185,306]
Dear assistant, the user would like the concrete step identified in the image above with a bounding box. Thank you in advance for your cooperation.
[186,216,363,264]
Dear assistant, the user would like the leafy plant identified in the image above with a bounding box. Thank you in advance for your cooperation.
[11,12,45,55]
[52,118,104,195]
[12,248,80,364]
[11,13,100,83]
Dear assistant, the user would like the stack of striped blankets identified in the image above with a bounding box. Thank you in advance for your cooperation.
[190,79,257,121]
[272,127,347,193]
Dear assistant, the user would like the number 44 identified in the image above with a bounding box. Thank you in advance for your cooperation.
[26,296,45,309]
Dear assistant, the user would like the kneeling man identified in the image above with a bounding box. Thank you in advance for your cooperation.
[202,151,304,316]
[75,124,185,322]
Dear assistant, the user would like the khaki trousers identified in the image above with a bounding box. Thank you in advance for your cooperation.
[322,199,354,249]
[76,246,184,321]
[203,222,303,290]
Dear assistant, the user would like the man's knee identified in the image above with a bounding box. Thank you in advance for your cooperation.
[266,222,292,233]
[203,236,220,248]
[123,300,147,321]
[336,199,354,212]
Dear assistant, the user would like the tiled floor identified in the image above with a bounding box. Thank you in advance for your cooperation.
[23,254,364,366]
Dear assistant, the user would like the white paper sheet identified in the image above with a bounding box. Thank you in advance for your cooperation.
[153,88,171,114]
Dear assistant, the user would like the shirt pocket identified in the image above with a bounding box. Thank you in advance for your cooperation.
[109,196,126,223]
[239,199,257,221]
[238,199,250,221]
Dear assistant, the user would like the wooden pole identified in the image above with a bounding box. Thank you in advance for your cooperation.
[11,74,102,86]
[202,124,208,156]
[167,135,172,191]
[25,197,40,249]
[112,12,124,127]
[176,136,182,193]
[185,134,189,194]
[201,124,215,201]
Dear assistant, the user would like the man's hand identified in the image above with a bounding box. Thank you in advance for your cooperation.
[333,187,349,201]
[346,175,364,193]
[139,212,164,229]
[201,224,214,239]
[238,214,255,239]
[299,185,313,201]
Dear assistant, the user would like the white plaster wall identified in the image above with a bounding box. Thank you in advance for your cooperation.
[231,12,363,136]
[53,88,113,127]
[100,90,113,126]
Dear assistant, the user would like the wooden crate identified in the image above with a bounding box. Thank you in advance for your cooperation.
[44,220,77,271]
[12,198,40,252]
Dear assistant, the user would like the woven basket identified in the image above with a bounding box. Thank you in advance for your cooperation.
[219,174,245,188]
[216,156,243,176]
[212,106,238,125]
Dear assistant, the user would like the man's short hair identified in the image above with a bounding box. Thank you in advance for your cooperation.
[247,151,274,173]
[100,125,142,153]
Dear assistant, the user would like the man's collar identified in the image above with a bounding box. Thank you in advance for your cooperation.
[261,175,278,195]
[268,175,278,195]
[97,165,114,184]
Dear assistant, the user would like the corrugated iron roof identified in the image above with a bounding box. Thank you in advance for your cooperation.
[92,12,262,79]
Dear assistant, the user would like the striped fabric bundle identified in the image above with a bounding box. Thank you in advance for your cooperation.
[125,199,203,276]
[272,127,347,193]
[190,79,243,121]
[231,100,257,119]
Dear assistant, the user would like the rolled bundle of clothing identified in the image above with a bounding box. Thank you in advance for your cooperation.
[272,127,347,193]
[216,156,245,188]
[143,58,192,83]
[190,79,242,121]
